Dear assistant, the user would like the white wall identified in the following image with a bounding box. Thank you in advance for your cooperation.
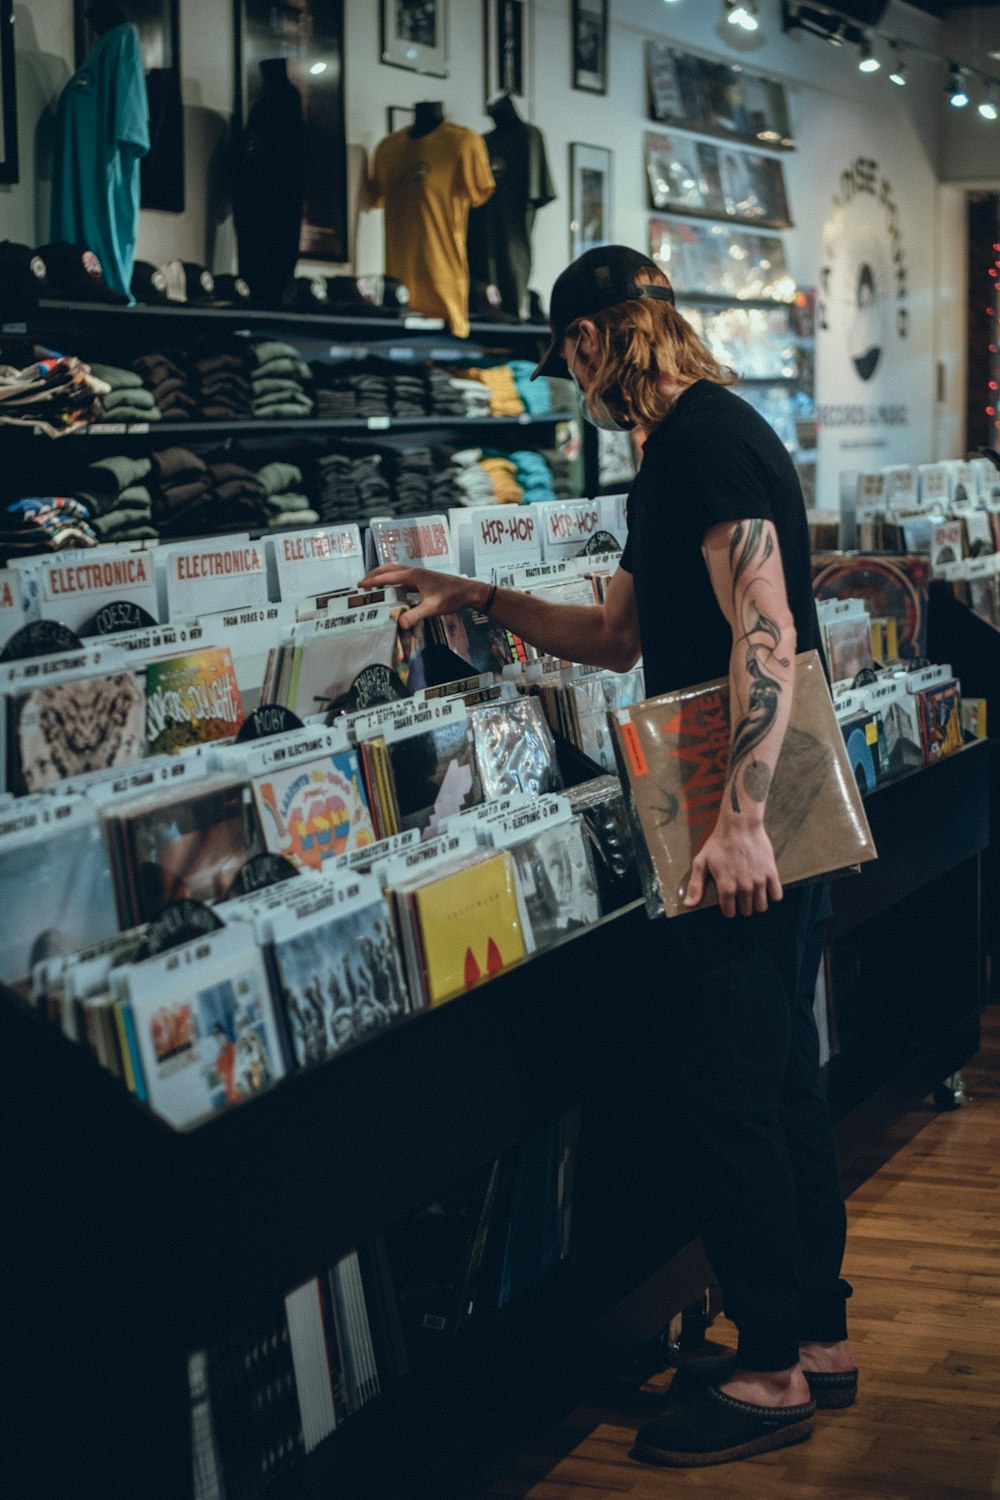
[0,0,975,496]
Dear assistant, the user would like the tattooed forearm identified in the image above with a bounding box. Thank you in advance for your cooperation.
[727,634,781,813]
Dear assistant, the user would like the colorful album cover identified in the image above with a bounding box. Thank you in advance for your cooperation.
[386,720,482,835]
[253,751,375,872]
[510,820,600,952]
[470,698,562,800]
[0,814,119,993]
[270,898,407,1069]
[410,851,527,1007]
[116,777,263,923]
[5,671,146,795]
[811,554,930,661]
[839,711,890,794]
[127,930,285,1128]
[918,680,964,761]
[145,648,245,756]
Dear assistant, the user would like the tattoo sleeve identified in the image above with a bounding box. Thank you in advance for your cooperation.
[724,522,792,815]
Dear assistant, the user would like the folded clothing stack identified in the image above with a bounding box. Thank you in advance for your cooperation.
[425,367,469,418]
[447,376,493,420]
[148,447,216,535]
[453,365,525,418]
[479,455,523,504]
[439,448,498,508]
[314,450,391,525]
[0,357,109,436]
[385,446,435,515]
[89,364,163,425]
[132,352,199,422]
[507,449,557,504]
[537,446,578,500]
[256,461,318,527]
[192,347,253,422]
[73,454,157,542]
[1,496,98,558]
[249,341,314,420]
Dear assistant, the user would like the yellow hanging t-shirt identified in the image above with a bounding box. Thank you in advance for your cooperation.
[369,123,495,338]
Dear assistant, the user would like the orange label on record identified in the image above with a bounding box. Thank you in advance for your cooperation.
[619,720,649,777]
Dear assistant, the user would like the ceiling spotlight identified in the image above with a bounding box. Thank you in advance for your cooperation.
[858,37,880,74]
[827,22,845,47]
[725,0,759,32]
[309,60,328,75]
[948,67,969,108]
[980,97,998,121]
[889,49,906,86]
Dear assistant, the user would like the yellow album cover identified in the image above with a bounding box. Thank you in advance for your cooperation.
[413,851,526,1007]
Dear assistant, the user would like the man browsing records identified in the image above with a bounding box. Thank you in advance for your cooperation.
[360,244,856,1468]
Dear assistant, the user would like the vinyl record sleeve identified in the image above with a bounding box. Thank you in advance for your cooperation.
[470,697,562,800]
[115,776,263,924]
[509,819,600,952]
[145,647,244,755]
[125,926,286,1128]
[611,650,877,918]
[269,895,407,1069]
[386,719,482,835]
[406,850,527,1007]
[5,670,147,794]
[253,750,375,872]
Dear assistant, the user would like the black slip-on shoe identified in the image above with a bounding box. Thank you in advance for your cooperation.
[633,1385,815,1468]
[805,1367,858,1408]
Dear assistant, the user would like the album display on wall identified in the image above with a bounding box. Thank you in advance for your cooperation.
[645,40,793,149]
[382,0,448,76]
[645,131,792,229]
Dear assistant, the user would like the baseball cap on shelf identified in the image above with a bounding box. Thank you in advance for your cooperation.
[284,275,329,311]
[0,242,50,301]
[131,260,170,305]
[213,273,253,305]
[530,245,675,381]
[182,262,216,302]
[36,243,129,304]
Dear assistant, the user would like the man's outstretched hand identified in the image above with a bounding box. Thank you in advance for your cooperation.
[359,563,484,630]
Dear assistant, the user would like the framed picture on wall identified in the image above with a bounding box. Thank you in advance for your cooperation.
[387,106,416,133]
[484,0,529,108]
[381,0,448,77]
[569,143,612,260]
[236,0,348,262]
[75,0,184,211]
[572,0,607,95]
[0,0,18,186]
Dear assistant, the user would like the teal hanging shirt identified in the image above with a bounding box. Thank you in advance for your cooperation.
[51,24,149,302]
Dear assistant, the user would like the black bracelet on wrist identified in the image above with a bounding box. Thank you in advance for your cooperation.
[481,582,498,615]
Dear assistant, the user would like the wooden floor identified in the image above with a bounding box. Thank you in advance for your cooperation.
[479,1008,1000,1500]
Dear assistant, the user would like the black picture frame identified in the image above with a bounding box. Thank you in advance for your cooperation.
[235,0,348,264]
[381,0,448,78]
[0,0,18,186]
[387,106,416,134]
[572,0,607,96]
[75,0,185,213]
[484,0,528,108]
[569,142,612,260]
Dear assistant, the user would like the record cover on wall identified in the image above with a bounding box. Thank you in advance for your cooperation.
[569,143,612,259]
[382,0,448,77]
[485,0,528,106]
[237,0,348,261]
[0,0,18,186]
[645,41,793,150]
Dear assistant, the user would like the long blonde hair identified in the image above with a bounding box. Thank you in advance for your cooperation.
[572,264,737,430]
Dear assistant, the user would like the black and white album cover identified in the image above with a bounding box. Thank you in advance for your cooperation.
[510,820,599,952]
[271,898,408,1068]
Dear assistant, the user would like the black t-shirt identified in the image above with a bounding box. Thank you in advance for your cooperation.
[619,380,819,696]
[467,121,556,315]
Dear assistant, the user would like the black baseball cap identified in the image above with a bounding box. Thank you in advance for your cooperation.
[530,245,675,380]
[36,243,129,304]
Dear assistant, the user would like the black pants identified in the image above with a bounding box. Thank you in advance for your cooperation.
[665,883,851,1371]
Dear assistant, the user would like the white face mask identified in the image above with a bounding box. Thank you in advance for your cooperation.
[567,333,633,432]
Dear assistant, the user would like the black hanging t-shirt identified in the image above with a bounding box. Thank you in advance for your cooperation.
[619,380,820,696]
[467,120,556,316]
